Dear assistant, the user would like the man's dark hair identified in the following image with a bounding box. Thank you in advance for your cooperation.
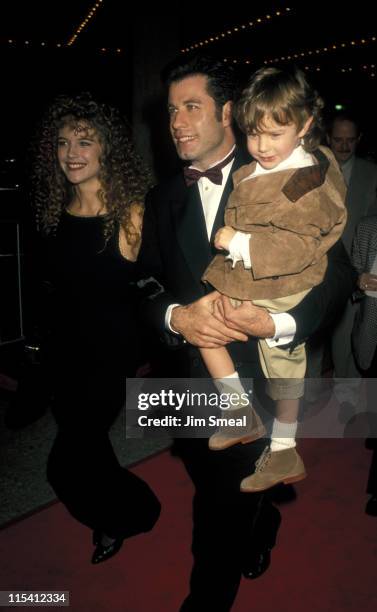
[161,54,236,118]
[327,110,361,136]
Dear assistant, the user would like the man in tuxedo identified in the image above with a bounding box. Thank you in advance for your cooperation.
[139,55,356,611]
[327,113,377,419]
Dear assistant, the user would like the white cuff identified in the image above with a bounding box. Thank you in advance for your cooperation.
[226,232,252,268]
[266,312,296,347]
[165,304,181,334]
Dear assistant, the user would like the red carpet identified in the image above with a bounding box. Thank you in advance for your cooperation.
[0,440,376,612]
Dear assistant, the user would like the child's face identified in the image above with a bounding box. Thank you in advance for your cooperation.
[247,114,312,170]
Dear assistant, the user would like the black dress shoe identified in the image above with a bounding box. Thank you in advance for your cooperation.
[365,495,377,517]
[242,548,271,579]
[91,536,124,564]
[365,438,377,450]
[269,483,297,504]
[92,529,100,546]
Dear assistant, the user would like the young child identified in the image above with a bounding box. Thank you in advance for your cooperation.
[201,66,347,492]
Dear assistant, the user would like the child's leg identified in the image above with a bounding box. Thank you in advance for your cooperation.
[270,398,299,451]
[200,345,249,401]
[238,292,310,492]
[199,346,266,450]
[240,340,306,492]
[200,296,252,399]
[200,346,236,379]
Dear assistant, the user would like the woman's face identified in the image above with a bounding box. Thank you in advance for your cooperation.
[57,122,103,187]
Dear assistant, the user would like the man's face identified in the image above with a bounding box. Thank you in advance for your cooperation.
[327,119,360,164]
[168,74,231,170]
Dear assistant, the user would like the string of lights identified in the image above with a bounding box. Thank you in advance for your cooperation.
[67,0,103,46]
[180,7,292,53]
[223,53,375,77]
[219,34,376,68]
[1,39,62,47]
[1,37,122,54]
[1,16,374,71]
[263,35,376,64]
[302,63,375,78]
[222,57,375,79]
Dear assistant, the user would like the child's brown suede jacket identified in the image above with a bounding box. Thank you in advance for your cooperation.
[203,146,347,300]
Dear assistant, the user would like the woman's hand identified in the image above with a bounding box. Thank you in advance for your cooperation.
[214,226,237,251]
[358,272,377,292]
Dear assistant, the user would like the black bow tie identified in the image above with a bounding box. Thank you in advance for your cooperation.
[183,149,236,187]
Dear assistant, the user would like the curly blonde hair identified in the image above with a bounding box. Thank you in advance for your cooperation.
[31,92,153,246]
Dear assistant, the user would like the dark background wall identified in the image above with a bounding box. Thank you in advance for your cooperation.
[0,2,376,346]
[1,4,376,186]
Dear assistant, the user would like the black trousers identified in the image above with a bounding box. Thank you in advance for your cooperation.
[47,370,160,540]
[176,437,280,612]
[172,354,281,612]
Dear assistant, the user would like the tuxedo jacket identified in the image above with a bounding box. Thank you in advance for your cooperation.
[351,215,377,370]
[139,147,357,376]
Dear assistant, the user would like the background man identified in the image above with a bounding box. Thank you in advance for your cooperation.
[328,112,377,420]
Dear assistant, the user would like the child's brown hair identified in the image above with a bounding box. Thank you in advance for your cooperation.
[235,66,324,151]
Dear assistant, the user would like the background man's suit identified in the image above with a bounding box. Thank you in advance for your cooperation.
[351,214,377,513]
[351,214,377,370]
[331,157,377,405]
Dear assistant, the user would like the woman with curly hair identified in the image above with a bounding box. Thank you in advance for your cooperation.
[31,92,160,564]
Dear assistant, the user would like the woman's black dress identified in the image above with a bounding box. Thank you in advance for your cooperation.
[46,210,160,539]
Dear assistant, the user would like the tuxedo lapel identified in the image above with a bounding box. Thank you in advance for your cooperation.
[171,148,249,281]
[171,183,212,283]
[209,174,233,257]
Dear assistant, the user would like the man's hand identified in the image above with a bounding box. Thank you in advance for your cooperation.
[218,295,276,339]
[358,272,377,292]
[214,226,237,251]
[170,292,248,348]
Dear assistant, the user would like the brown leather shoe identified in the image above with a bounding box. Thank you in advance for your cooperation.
[240,447,306,492]
[209,403,266,451]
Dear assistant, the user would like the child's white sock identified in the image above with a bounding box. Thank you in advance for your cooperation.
[214,372,250,410]
[270,419,297,452]
[215,371,243,392]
